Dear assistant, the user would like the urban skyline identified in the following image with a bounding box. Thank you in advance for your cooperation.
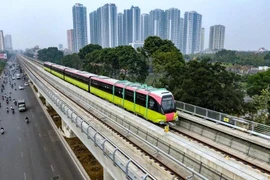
[85,4,212,54]
[1,1,269,51]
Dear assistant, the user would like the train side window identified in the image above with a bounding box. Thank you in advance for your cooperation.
[125,89,133,102]
[115,86,123,98]
[148,97,158,112]
[136,93,146,107]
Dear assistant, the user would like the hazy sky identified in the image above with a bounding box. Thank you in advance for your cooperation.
[1,0,269,51]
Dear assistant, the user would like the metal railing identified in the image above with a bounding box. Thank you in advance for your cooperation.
[176,101,270,140]
[22,59,156,180]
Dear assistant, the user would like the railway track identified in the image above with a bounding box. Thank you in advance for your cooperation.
[169,121,270,175]
[19,57,193,180]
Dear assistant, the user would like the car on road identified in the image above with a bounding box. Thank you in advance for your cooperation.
[24,82,29,86]
[19,85,24,90]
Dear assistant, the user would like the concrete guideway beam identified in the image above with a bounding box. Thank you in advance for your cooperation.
[104,170,114,180]
[62,119,76,138]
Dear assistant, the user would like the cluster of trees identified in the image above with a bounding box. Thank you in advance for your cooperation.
[187,49,270,66]
[244,69,270,124]
[37,47,63,63]
[142,37,244,114]
[28,37,270,124]
[78,44,149,82]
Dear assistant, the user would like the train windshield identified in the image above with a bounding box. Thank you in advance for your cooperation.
[161,95,175,113]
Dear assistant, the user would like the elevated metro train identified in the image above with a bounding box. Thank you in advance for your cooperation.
[44,62,178,124]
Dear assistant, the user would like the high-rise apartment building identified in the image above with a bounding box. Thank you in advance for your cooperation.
[209,25,225,50]
[67,29,74,52]
[89,11,99,44]
[183,11,202,54]
[4,34,12,51]
[141,13,149,42]
[131,6,141,43]
[102,4,118,47]
[90,4,117,48]
[123,9,131,45]
[165,8,181,50]
[118,13,124,46]
[72,3,88,52]
[122,6,141,45]
[201,28,205,51]
[0,30,4,51]
[179,18,184,52]
[149,9,166,39]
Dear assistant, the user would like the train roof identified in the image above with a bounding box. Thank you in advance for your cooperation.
[51,64,67,70]
[92,77,171,97]
[65,68,97,78]
[44,61,54,66]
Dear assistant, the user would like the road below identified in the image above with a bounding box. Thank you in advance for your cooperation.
[0,59,84,180]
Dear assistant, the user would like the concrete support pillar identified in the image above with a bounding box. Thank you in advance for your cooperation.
[103,170,114,180]
[61,119,76,138]
[45,99,51,107]
[37,91,43,98]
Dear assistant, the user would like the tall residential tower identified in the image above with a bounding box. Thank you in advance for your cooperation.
[141,13,149,42]
[89,4,117,48]
[209,25,225,50]
[200,28,205,51]
[183,11,202,54]
[4,34,12,51]
[67,29,74,52]
[72,3,88,52]
[118,13,124,46]
[0,30,4,51]
[122,6,141,45]
[165,8,181,50]
[149,9,166,39]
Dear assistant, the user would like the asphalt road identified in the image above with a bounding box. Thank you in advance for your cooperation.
[0,59,84,180]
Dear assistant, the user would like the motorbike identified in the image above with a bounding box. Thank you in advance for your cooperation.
[26,118,29,124]
[6,108,9,113]
[0,127,4,134]
[12,109,14,114]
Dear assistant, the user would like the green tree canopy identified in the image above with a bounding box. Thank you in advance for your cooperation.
[264,51,270,66]
[152,51,185,93]
[246,69,270,96]
[143,36,179,57]
[78,44,102,60]
[83,46,148,83]
[61,53,81,69]
[177,59,244,114]
[214,49,238,64]
[251,88,270,124]
[84,50,101,74]
[38,47,63,63]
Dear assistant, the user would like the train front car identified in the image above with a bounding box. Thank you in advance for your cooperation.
[150,90,178,124]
